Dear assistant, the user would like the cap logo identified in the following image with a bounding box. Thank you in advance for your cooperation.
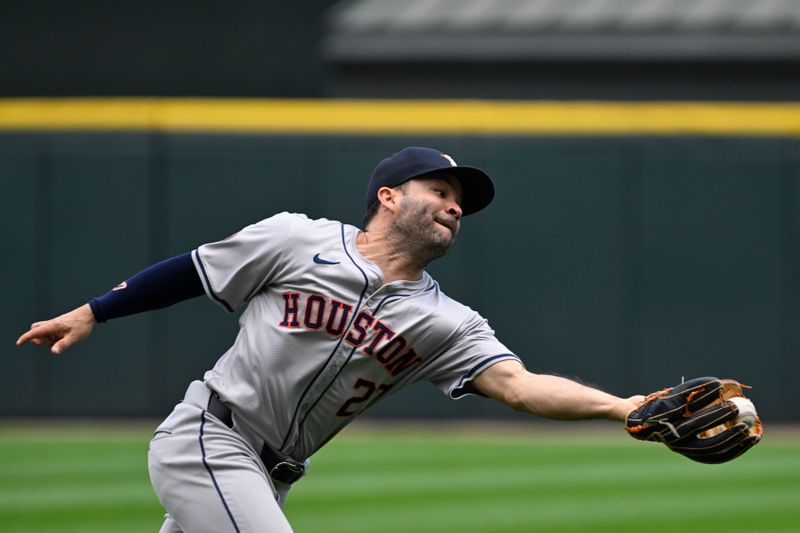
[440,153,458,167]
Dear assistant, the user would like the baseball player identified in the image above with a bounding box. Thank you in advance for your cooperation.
[16,147,759,532]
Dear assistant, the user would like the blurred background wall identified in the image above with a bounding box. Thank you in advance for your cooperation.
[2,0,798,421]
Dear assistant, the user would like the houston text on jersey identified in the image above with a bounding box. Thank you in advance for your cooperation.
[279,291,423,376]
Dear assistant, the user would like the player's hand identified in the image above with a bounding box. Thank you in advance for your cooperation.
[16,303,96,355]
[615,394,646,422]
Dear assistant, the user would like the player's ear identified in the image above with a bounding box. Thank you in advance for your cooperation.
[377,186,400,213]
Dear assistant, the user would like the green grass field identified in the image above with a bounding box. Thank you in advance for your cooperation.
[1,421,798,533]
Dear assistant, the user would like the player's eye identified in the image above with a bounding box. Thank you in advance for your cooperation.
[433,188,446,198]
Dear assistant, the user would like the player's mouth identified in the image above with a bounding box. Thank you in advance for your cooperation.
[434,217,458,236]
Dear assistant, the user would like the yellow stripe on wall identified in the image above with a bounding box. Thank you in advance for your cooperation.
[1,98,800,136]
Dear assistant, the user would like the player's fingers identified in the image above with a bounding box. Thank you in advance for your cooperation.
[51,338,71,355]
[51,332,82,355]
[22,334,59,348]
[16,322,62,347]
[16,329,43,346]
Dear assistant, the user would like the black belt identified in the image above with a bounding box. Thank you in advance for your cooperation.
[206,392,306,485]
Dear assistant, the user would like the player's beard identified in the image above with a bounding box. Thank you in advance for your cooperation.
[389,195,459,266]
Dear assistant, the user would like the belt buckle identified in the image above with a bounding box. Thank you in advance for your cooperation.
[270,460,305,485]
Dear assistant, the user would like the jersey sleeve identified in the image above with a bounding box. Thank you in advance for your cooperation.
[428,312,522,399]
[192,212,298,312]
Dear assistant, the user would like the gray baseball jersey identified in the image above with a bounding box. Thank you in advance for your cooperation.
[192,212,520,461]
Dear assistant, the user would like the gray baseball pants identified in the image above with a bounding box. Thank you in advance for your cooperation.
[148,381,294,533]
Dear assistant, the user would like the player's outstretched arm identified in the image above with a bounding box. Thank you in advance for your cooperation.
[473,360,643,422]
[17,253,205,356]
[17,227,267,357]
[16,303,96,356]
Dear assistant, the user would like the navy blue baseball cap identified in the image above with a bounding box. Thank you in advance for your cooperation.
[366,147,495,216]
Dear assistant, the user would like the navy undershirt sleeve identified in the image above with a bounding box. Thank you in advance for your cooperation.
[89,252,205,323]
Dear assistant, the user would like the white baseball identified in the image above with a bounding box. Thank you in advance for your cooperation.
[729,397,757,428]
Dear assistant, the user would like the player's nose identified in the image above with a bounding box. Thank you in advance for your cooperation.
[447,200,462,220]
